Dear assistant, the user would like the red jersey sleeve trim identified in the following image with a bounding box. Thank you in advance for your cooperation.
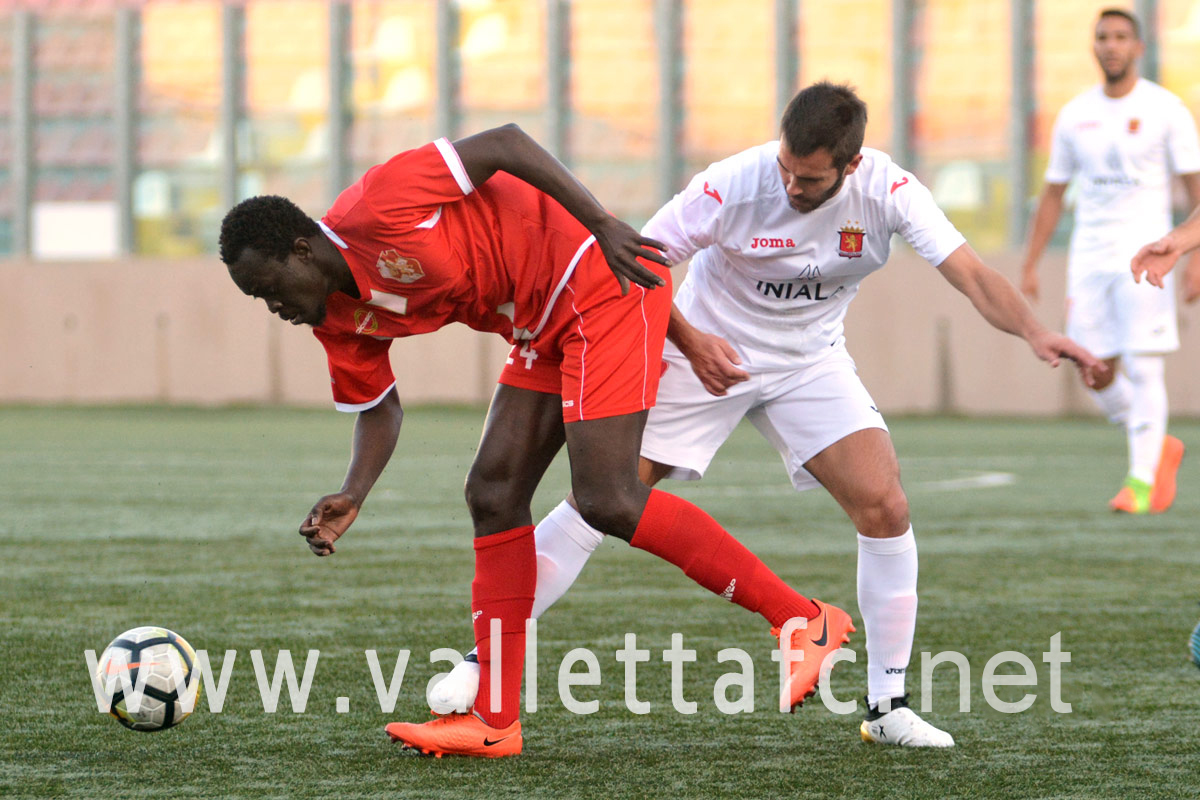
[317,219,348,249]
[333,381,397,413]
[524,234,595,339]
[434,138,475,196]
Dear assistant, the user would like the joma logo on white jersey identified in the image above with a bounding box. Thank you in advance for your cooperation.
[750,237,795,249]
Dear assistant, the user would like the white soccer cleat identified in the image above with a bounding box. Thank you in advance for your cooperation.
[860,699,954,748]
[427,655,481,715]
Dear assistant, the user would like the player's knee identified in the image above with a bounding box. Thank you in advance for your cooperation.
[572,485,644,541]
[1124,354,1164,387]
[859,487,910,538]
[463,468,519,527]
[572,496,626,537]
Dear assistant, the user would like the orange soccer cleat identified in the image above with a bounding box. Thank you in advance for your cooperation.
[772,599,856,711]
[1149,436,1185,514]
[1109,476,1151,514]
[385,713,522,758]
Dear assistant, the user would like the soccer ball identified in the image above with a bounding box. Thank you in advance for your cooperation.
[95,626,200,731]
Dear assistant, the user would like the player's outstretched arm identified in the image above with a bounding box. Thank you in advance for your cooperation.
[1132,230,1189,291]
[1018,182,1068,303]
[1186,249,1200,304]
[666,304,749,396]
[938,243,1107,387]
[299,387,403,556]
[1184,175,1200,303]
[1133,200,1200,298]
[452,124,669,295]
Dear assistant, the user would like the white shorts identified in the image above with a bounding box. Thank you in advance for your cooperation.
[641,344,888,492]
[1066,268,1178,358]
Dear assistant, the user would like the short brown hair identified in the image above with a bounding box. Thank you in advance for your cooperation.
[779,82,868,171]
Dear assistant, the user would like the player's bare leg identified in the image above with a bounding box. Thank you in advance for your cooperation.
[432,429,849,714]
[389,386,565,757]
[429,493,605,714]
[804,428,909,540]
[804,428,952,747]
[423,412,657,728]
[562,411,654,541]
[464,385,567,537]
[565,417,849,710]
[431,456,674,714]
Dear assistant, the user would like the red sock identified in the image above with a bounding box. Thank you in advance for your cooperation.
[630,489,817,627]
[471,525,536,729]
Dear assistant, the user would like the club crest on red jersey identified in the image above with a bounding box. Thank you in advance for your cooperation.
[377,249,424,283]
[837,222,865,258]
[353,308,379,335]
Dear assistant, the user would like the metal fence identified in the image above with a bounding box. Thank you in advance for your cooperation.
[2,0,1195,260]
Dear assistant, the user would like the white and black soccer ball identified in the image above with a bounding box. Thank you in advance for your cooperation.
[95,626,200,731]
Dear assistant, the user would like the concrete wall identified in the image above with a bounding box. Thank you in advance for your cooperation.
[3,251,1197,414]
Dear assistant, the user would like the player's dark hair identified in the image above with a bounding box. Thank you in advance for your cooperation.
[1097,8,1140,40]
[780,82,868,171]
[218,195,320,266]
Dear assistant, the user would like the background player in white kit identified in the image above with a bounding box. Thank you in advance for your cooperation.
[433,81,1102,747]
[1020,8,1200,515]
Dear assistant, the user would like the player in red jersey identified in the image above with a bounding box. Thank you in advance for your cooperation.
[218,124,853,758]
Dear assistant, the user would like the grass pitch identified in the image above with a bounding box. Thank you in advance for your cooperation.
[2,406,1198,799]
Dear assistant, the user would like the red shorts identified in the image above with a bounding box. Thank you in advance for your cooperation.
[499,246,672,423]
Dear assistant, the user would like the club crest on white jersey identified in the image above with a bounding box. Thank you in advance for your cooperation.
[836,222,865,258]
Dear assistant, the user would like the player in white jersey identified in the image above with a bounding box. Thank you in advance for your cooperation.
[432,82,1102,747]
[1020,8,1200,515]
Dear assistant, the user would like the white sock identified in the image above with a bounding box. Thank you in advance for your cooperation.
[858,528,918,707]
[531,499,604,618]
[1124,354,1167,485]
[1086,373,1132,425]
[467,500,603,660]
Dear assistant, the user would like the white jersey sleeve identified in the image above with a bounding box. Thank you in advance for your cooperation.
[642,169,727,263]
[1166,100,1200,175]
[885,162,966,267]
[1044,109,1077,185]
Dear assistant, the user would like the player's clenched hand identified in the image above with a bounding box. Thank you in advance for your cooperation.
[1027,330,1109,389]
[299,492,359,556]
[681,332,751,396]
[592,216,670,295]
[1131,233,1184,290]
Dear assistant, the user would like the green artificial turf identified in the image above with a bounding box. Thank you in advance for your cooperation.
[2,406,1198,798]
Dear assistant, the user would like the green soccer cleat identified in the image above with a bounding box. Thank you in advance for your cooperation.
[1109,476,1151,514]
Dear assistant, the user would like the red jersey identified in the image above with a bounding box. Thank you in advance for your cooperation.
[314,138,596,410]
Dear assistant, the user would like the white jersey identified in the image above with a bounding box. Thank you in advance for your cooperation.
[1046,79,1200,275]
[644,143,966,371]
